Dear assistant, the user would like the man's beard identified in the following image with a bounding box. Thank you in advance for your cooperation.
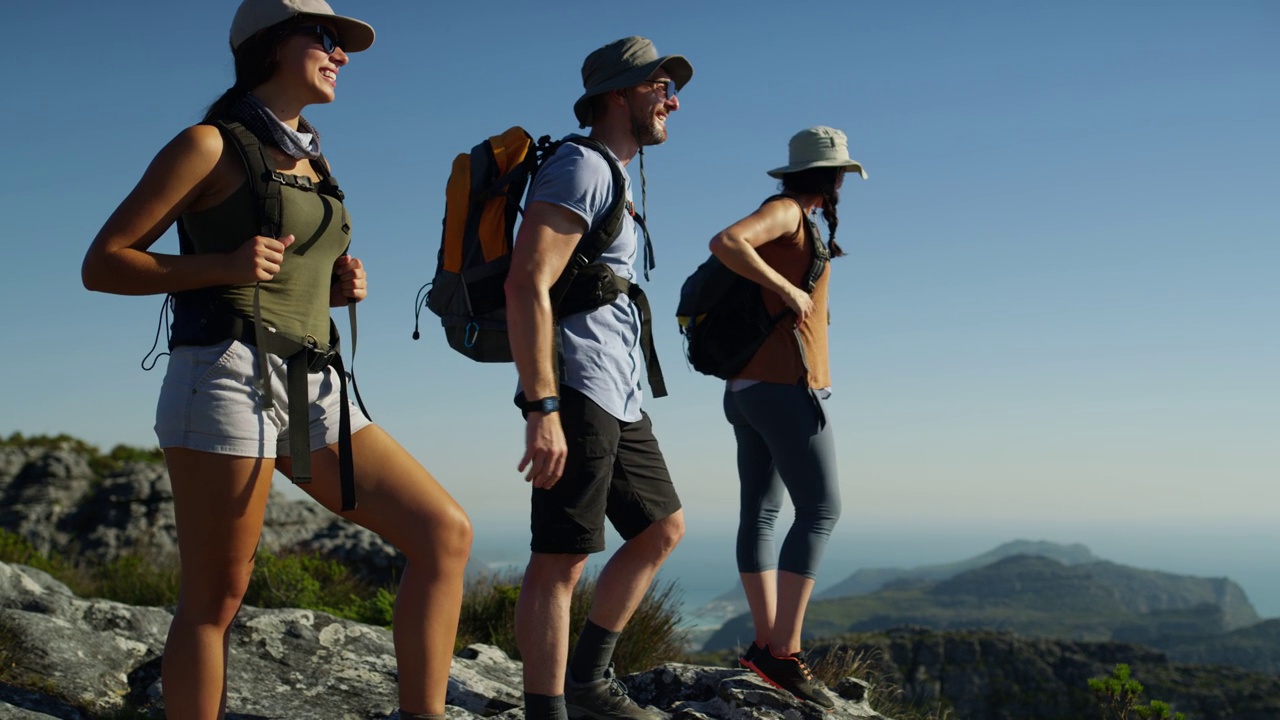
[631,108,667,146]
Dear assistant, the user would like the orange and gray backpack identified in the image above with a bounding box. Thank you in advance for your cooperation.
[413,127,667,396]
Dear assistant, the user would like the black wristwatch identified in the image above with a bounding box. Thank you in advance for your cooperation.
[516,395,560,414]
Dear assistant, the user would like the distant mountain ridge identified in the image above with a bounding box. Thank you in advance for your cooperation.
[704,554,1273,673]
[687,539,1106,642]
[817,539,1100,599]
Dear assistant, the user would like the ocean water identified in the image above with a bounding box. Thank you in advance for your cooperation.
[469,517,1280,629]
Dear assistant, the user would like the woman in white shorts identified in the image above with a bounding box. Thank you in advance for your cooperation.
[80,2,469,718]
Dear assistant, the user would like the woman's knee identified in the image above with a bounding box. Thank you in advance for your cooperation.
[795,502,841,539]
[176,562,255,628]
[405,504,473,567]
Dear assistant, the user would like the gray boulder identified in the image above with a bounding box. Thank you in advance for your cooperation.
[0,445,405,584]
[1,560,892,719]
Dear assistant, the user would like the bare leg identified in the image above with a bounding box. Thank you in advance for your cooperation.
[586,511,685,631]
[282,425,472,715]
[162,450,275,720]
[770,571,816,655]
[738,569,777,648]
[516,552,588,695]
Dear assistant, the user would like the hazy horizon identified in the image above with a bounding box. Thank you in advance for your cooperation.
[463,512,1280,621]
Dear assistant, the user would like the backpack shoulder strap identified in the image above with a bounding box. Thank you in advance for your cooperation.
[761,193,828,293]
[800,209,829,292]
[211,119,284,240]
[562,136,632,267]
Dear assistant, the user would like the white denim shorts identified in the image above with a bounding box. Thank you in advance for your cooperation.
[155,339,372,458]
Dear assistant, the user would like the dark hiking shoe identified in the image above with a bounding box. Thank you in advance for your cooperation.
[566,665,665,720]
[739,641,763,670]
[748,647,836,709]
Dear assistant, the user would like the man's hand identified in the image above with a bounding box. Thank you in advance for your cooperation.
[518,412,568,489]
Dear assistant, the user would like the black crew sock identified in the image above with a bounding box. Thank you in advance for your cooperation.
[569,619,622,684]
[524,693,568,720]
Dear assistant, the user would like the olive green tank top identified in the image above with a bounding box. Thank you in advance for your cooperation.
[180,174,352,343]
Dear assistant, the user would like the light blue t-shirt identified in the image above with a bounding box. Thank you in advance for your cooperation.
[519,138,646,422]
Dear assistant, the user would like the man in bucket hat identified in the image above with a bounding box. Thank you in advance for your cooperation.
[504,36,692,720]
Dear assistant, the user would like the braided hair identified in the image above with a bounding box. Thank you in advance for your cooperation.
[780,167,847,257]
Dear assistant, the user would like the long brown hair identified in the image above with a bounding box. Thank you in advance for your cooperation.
[780,167,847,257]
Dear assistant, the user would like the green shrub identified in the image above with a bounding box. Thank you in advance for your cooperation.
[456,571,687,676]
[244,550,394,626]
[1089,664,1188,720]
[88,555,180,607]
[0,529,63,576]
[457,573,522,653]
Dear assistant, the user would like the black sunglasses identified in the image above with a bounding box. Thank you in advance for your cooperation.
[286,24,341,54]
[647,79,676,100]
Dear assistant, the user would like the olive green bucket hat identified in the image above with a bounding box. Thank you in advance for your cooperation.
[573,36,693,128]
[767,126,867,179]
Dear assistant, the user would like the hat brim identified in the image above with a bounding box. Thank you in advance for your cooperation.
[766,158,867,180]
[573,54,694,127]
[302,12,375,53]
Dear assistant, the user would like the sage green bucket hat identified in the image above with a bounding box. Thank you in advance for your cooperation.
[574,36,693,128]
[767,126,867,179]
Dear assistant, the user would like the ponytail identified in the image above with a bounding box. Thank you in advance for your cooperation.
[203,84,250,123]
[201,23,288,122]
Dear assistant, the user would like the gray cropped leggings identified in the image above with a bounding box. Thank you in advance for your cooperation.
[724,382,841,579]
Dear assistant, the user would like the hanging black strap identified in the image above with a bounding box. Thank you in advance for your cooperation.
[330,353,357,512]
[611,277,667,398]
[632,209,655,282]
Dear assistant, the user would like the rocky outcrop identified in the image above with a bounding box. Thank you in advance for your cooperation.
[0,444,407,583]
[0,561,892,719]
[832,627,1280,720]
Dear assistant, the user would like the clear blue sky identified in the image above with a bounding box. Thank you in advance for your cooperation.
[3,2,1277,596]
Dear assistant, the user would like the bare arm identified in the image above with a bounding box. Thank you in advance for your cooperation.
[709,198,815,322]
[504,201,587,488]
[82,125,293,295]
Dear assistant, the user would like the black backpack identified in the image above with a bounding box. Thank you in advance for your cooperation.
[677,195,828,380]
[414,127,667,396]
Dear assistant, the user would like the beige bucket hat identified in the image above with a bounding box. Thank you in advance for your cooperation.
[767,126,867,179]
[574,36,693,128]
[230,0,375,53]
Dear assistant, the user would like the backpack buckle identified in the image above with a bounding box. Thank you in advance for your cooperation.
[269,171,314,190]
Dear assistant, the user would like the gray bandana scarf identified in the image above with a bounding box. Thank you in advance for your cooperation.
[229,93,322,160]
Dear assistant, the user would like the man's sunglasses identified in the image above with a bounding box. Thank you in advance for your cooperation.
[647,79,677,100]
[286,24,341,54]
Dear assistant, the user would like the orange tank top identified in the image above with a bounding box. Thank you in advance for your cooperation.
[734,197,831,388]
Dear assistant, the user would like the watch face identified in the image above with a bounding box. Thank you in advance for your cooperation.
[520,396,560,413]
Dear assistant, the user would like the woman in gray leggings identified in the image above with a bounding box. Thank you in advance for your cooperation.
[708,126,866,707]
